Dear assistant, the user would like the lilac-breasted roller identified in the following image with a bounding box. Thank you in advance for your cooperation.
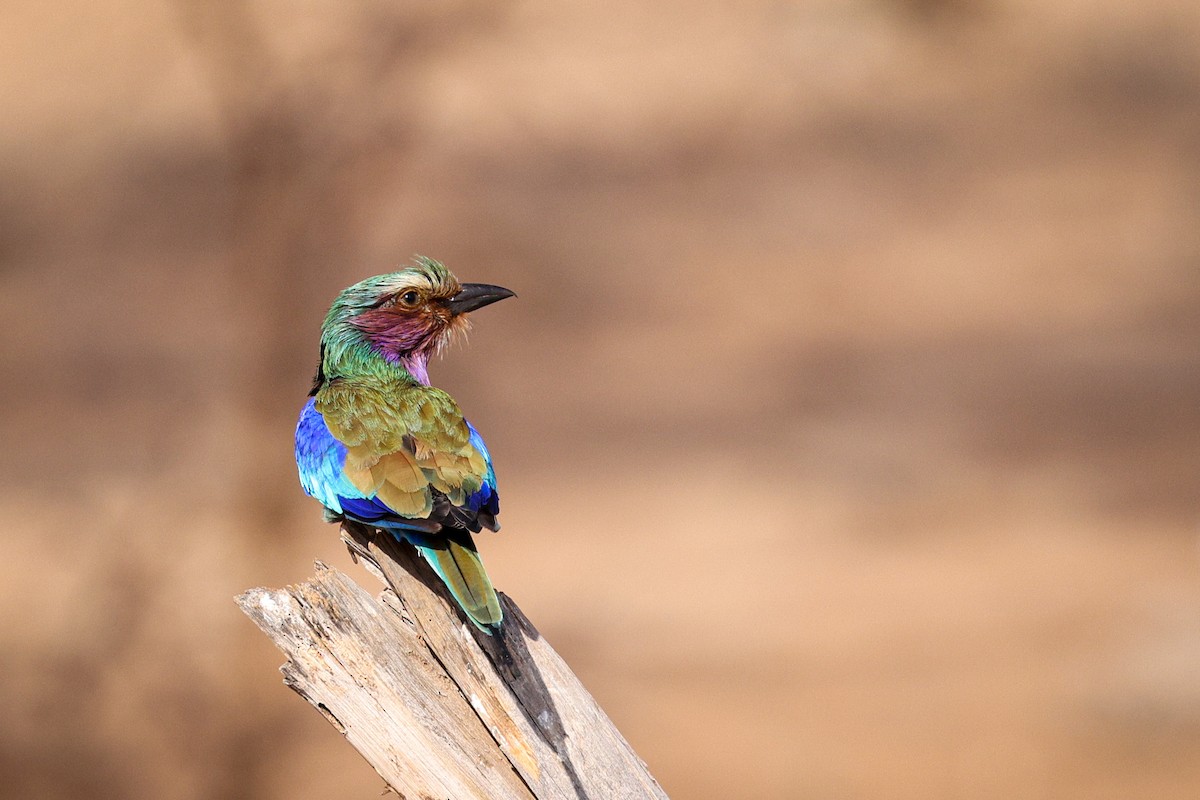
[295,257,515,631]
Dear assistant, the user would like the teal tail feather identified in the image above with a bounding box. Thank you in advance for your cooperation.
[410,529,503,633]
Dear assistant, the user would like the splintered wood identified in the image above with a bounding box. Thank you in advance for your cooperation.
[237,524,667,800]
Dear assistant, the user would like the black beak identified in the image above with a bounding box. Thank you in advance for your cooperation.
[447,283,516,316]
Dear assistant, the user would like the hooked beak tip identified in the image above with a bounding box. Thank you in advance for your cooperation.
[448,283,516,315]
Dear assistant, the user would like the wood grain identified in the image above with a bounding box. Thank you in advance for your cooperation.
[238,522,668,800]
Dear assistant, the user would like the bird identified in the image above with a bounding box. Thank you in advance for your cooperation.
[294,256,515,632]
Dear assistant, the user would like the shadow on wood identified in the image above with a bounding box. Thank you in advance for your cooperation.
[237,523,668,799]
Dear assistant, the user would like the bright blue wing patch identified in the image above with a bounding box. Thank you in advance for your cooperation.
[465,422,500,516]
[295,398,362,513]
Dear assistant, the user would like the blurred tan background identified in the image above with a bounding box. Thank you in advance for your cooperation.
[3,1,1200,797]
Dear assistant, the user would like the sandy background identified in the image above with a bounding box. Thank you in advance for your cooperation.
[3,1,1200,798]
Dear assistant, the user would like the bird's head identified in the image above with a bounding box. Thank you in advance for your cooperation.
[319,256,514,384]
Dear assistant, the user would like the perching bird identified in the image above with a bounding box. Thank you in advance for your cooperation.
[294,256,515,632]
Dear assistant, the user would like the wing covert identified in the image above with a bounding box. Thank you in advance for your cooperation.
[310,382,499,531]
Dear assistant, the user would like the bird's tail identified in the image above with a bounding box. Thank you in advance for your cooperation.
[406,529,503,633]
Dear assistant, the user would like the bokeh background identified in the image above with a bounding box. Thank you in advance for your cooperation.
[4,1,1200,797]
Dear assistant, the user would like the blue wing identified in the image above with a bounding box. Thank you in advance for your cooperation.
[463,423,500,516]
[294,397,500,532]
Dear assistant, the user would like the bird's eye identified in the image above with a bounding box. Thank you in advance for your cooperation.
[398,290,421,307]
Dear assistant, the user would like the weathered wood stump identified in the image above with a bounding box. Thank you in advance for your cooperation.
[238,523,668,799]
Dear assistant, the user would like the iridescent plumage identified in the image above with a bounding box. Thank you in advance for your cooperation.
[295,257,513,631]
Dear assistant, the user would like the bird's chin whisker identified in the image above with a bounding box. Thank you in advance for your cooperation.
[439,316,472,354]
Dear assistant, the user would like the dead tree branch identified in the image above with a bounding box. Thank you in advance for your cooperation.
[237,524,668,799]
